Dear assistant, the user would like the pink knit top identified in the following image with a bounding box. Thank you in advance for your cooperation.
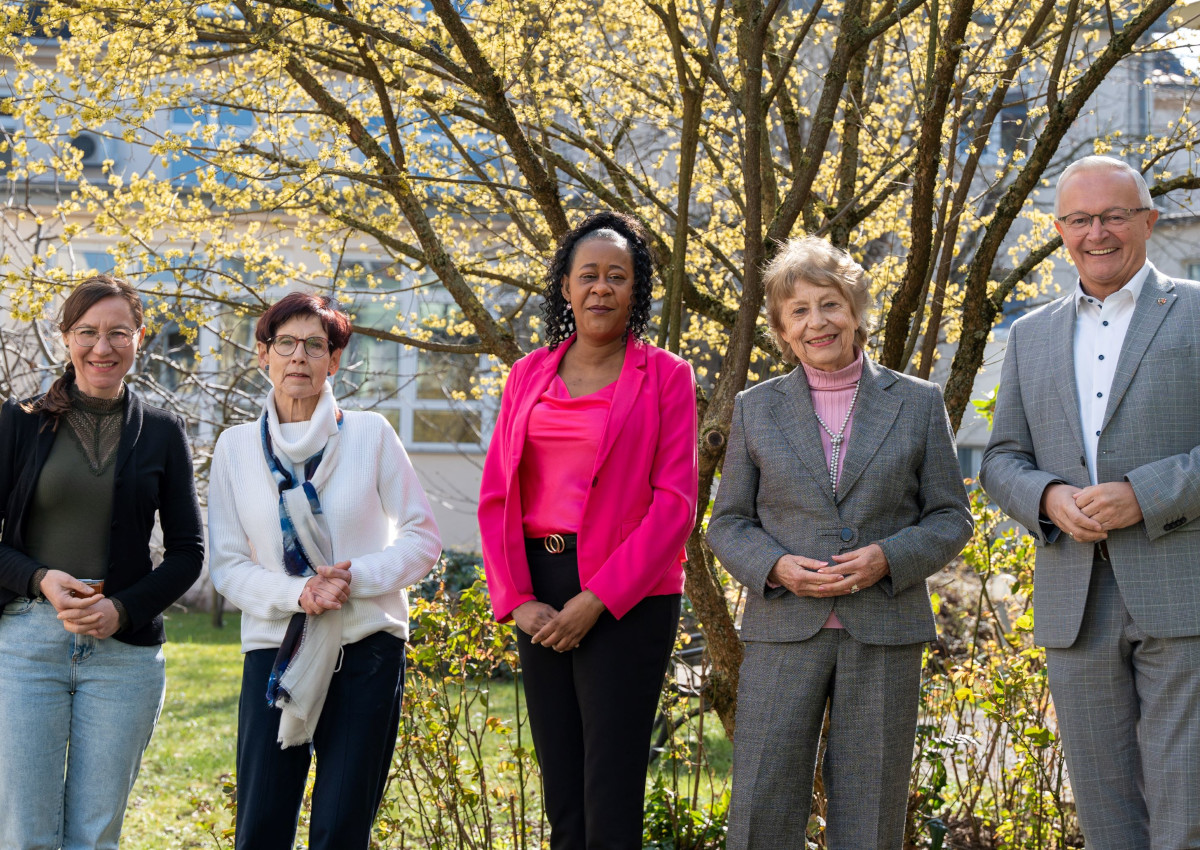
[802,349,864,628]
[519,375,616,537]
[802,349,864,489]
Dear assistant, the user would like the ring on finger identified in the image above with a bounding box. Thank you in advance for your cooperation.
[851,584,860,594]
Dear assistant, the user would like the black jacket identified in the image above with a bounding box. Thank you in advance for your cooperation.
[0,386,204,646]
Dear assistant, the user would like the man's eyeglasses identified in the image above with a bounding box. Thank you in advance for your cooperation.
[268,335,331,358]
[70,327,141,349]
[1056,207,1152,233]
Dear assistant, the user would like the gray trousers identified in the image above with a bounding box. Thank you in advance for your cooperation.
[1047,558,1200,850]
[727,630,923,850]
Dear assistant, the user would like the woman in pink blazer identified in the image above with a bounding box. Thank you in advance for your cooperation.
[479,211,698,849]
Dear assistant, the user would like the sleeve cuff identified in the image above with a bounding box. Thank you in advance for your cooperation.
[1038,516,1061,544]
[111,597,130,633]
[28,568,48,599]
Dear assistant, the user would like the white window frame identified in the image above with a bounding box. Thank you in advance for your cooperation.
[337,263,491,454]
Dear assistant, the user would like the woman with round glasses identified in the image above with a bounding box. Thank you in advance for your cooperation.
[208,291,441,850]
[0,275,204,849]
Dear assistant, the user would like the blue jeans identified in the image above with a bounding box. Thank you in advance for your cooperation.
[0,597,165,850]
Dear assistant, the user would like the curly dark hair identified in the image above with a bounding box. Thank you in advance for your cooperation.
[542,211,656,349]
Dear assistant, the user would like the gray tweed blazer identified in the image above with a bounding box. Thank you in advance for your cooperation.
[980,267,1200,648]
[708,356,973,645]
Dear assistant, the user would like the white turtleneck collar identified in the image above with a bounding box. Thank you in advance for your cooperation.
[264,381,340,465]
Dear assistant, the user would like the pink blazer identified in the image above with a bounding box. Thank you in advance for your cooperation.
[479,335,699,621]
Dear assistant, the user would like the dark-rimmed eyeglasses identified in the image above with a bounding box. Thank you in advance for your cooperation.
[1056,207,1151,232]
[268,335,331,358]
[70,327,141,349]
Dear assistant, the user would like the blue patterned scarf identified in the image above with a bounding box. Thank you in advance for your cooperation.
[261,413,338,581]
[259,385,345,747]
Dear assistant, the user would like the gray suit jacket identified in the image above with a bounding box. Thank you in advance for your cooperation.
[708,357,973,645]
[980,267,1200,647]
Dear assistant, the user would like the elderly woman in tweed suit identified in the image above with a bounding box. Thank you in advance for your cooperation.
[707,236,972,850]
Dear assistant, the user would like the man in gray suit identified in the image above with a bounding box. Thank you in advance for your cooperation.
[980,155,1200,850]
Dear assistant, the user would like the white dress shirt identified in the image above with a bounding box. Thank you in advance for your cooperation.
[1073,261,1152,484]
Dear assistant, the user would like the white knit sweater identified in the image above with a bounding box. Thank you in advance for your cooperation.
[208,397,442,653]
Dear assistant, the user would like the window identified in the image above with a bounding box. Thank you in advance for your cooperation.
[998,103,1029,159]
[200,267,491,450]
[337,263,404,399]
[958,446,981,480]
[20,1,69,39]
[169,106,254,187]
[80,251,116,276]
[141,320,194,392]
[409,299,484,446]
[1187,263,1200,282]
[0,101,14,177]
[336,265,488,451]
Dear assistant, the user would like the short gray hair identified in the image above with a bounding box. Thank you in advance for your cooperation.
[1055,155,1153,216]
[763,236,872,365]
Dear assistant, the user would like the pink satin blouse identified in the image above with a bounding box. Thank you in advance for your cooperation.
[518,376,616,537]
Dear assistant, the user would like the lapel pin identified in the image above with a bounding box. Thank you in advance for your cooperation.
[1158,298,1167,305]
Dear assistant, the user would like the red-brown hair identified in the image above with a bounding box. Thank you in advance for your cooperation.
[255,292,352,351]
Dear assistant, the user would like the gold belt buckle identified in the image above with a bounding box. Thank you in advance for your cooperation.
[544,533,565,554]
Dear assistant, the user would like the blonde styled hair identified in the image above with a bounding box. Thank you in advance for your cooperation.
[763,236,872,365]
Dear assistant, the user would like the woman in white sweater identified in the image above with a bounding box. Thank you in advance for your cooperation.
[208,292,441,850]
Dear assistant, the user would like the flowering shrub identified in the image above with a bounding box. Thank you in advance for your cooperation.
[211,492,1081,849]
[904,486,1082,850]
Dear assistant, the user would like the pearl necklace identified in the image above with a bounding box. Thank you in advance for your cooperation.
[813,379,861,496]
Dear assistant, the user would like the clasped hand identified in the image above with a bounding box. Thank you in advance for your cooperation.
[40,570,120,639]
[1041,482,1142,543]
[769,543,890,598]
[299,561,352,615]
[512,590,606,653]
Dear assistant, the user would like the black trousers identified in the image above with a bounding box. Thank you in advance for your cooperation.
[234,630,406,850]
[517,544,681,850]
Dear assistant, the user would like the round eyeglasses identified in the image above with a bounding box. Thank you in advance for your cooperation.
[70,327,141,349]
[268,335,331,358]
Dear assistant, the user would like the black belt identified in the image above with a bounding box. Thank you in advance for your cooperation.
[1094,540,1110,561]
[526,533,578,554]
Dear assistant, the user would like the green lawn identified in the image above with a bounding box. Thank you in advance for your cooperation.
[117,612,731,849]
[121,612,242,850]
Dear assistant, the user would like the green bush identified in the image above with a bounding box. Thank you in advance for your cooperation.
[903,486,1082,850]
[378,580,542,848]
[411,549,485,602]
[208,489,1081,849]
[376,578,730,849]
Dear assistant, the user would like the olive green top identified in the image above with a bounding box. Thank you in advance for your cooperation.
[26,385,123,582]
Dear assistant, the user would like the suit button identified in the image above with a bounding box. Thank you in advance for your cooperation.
[840,527,854,542]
